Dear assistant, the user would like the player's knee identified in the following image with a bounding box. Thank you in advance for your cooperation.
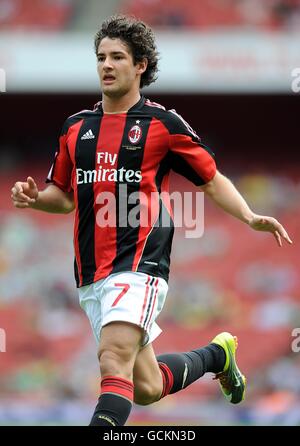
[134,381,162,406]
[98,348,134,379]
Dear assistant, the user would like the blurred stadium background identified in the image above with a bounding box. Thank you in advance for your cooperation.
[0,0,300,426]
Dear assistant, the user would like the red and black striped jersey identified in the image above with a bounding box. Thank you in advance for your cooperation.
[47,96,216,287]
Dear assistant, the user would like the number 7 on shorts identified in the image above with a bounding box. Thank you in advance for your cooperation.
[112,283,130,307]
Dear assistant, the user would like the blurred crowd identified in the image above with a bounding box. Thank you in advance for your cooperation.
[0,0,74,29]
[122,0,300,30]
[0,0,299,31]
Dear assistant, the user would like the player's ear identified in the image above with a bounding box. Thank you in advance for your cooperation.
[136,58,148,75]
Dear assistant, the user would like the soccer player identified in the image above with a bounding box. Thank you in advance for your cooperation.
[11,15,292,426]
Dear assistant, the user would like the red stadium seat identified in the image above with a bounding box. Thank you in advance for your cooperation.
[0,0,73,30]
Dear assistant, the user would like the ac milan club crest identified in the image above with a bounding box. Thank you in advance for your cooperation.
[128,125,142,144]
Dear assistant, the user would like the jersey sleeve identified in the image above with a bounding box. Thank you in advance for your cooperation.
[168,110,217,186]
[46,120,73,193]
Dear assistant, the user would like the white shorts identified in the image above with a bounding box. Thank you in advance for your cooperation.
[78,271,168,346]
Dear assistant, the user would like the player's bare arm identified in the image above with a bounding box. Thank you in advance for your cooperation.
[201,170,292,247]
[11,177,74,214]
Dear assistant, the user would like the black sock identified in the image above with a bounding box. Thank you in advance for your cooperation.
[157,343,225,397]
[89,393,132,426]
[89,376,133,426]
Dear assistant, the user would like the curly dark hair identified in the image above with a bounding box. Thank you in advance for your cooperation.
[94,15,159,89]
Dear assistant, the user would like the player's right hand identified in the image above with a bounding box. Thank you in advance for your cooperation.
[11,176,39,208]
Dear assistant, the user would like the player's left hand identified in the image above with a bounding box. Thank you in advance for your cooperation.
[248,215,293,247]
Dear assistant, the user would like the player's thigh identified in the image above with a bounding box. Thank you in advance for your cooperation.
[133,343,163,403]
[99,321,143,364]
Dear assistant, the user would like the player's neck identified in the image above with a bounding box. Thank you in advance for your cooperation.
[102,91,141,114]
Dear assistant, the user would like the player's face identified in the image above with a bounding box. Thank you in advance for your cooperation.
[97,37,146,98]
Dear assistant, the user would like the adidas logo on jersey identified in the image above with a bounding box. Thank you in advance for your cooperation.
[81,129,95,140]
